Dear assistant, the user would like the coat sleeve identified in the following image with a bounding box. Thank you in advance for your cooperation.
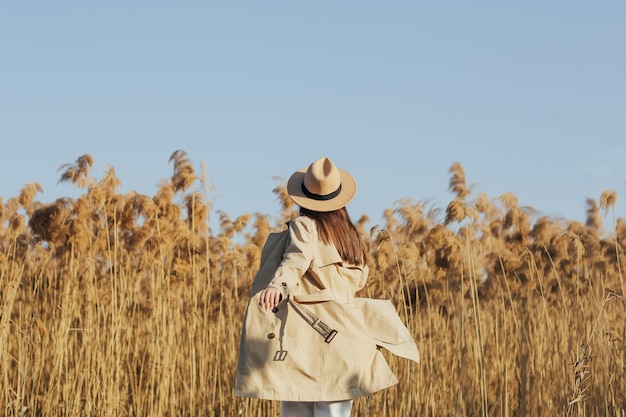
[268,216,315,297]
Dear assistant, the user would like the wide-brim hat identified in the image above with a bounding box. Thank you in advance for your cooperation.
[287,157,357,212]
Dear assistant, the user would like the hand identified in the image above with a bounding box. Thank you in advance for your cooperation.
[259,287,283,311]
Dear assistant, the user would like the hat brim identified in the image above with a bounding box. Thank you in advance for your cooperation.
[287,168,357,212]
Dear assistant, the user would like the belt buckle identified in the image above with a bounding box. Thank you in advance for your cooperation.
[324,330,338,343]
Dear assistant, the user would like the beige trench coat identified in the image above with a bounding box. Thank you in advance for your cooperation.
[235,216,419,402]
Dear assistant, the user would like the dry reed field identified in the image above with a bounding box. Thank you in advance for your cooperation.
[1,151,625,416]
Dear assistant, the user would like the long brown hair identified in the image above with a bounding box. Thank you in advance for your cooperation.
[299,207,367,266]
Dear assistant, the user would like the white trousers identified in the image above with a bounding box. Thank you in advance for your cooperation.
[280,400,353,417]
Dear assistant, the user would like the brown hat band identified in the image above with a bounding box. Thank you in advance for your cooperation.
[301,183,343,201]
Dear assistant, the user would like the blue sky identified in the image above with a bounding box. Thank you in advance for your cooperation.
[1,1,625,232]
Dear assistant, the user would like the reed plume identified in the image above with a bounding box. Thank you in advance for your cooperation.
[586,197,603,229]
[17,182,44,216]
[169,149,197,193]
[599,189,617,216]
[57,154,94,188]
[445,197,478,224]
[448,161,471,198]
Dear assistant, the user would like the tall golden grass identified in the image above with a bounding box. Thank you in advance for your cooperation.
[1,151,624,416]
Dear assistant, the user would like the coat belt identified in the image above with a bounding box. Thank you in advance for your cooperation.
[287,297,338,343]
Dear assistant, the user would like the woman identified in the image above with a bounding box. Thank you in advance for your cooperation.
[235,157,419,417]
